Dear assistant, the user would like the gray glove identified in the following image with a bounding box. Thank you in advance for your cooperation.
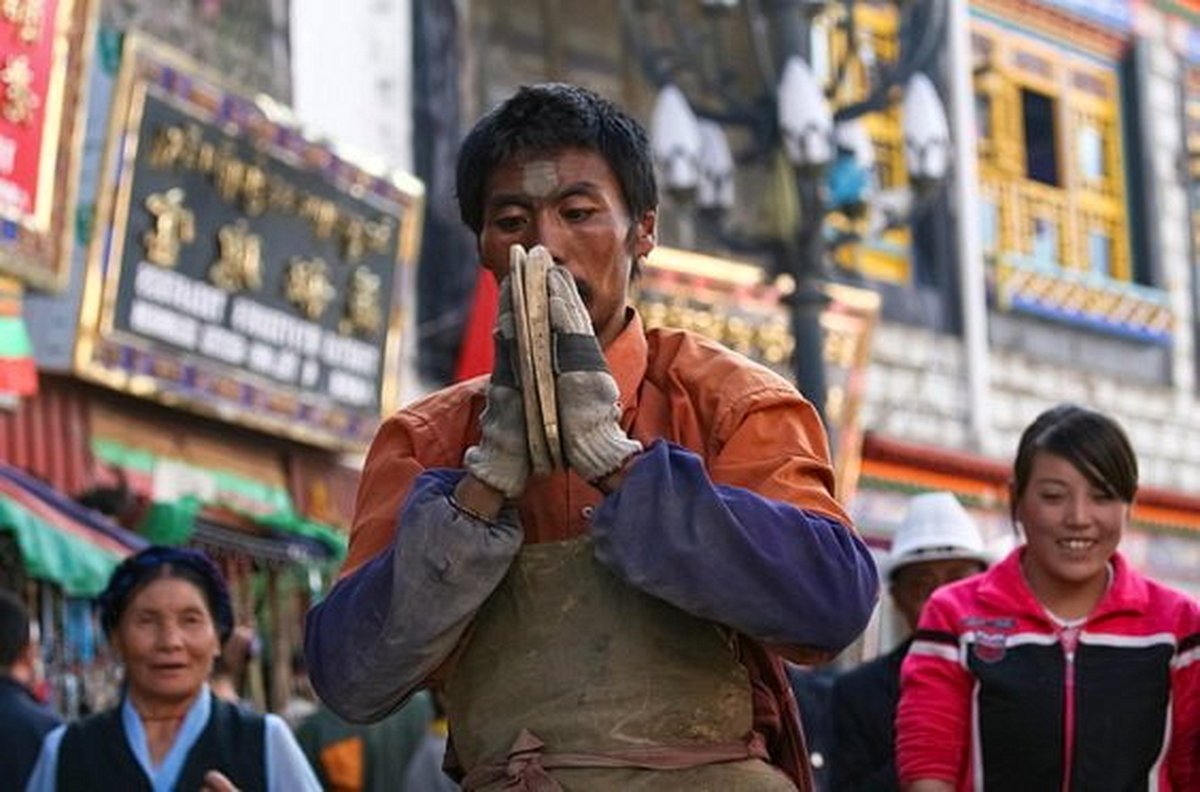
[547,266,642,483]
[463,277,529,497]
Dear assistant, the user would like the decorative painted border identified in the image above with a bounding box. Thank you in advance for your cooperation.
[991,253,1173,345]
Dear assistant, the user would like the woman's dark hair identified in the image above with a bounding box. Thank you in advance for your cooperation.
[455,83,658,238]
[1011,404,1139,520]
[98,546,234,644]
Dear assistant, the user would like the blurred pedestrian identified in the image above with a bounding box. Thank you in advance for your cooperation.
[25,546,320,791]
[0,588,61,790]
[785,662,837,791]
[296,689,435,792]
[897,404,1200,790]
[402,690,458,791]
[829,492,988,791]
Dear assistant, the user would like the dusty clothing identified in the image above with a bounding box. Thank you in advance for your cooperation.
[447,537,796,790]
[897,549,1200,791]
[307,314,878,788]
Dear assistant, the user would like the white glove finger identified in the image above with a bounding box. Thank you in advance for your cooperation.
[547,267,592,335]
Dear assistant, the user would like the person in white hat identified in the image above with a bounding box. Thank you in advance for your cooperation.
[829,491,988,792]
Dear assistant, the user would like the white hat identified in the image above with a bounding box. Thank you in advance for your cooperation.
[886,491,989,580]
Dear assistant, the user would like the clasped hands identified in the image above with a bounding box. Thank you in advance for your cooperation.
[464,246,642,498]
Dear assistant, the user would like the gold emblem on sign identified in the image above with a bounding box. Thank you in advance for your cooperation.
[210,221,263,291]
[339,217,394,263]
[0,55,37,124]
[143,189,196,268]
[298,196,338,239]
[339,267,382,337]
[285,257,336,320]
[2,0,43,44]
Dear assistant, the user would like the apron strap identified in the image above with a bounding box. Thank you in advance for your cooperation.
[461,728,771,791]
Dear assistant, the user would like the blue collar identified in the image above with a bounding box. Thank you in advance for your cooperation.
[121,684,212,792]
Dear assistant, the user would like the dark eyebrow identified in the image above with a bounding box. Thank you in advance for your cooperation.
[486,193,534,213]
[557,181,604,199]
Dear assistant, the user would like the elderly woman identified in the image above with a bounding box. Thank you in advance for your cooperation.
[26,546,319,791]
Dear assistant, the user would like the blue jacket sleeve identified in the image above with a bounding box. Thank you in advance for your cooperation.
[305,469,522,723]
[592,440,878,653]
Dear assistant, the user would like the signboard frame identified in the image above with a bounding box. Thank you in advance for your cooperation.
[75,34,424,451]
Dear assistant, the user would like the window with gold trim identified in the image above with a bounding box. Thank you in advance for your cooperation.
[972,20,1130,281]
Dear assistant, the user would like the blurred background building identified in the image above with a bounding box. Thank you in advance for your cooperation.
[4,0,1200,715]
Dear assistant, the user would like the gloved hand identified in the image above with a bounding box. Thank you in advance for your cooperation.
[463,277,529,497]
[547,266,642,483]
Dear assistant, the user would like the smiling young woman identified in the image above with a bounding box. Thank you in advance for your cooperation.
[895,404,1200,792]
[25,546,320,792]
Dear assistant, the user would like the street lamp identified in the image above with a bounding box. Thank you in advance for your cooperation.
[779,57,834,171]
[625,0,951,422]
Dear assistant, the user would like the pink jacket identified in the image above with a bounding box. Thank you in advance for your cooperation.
[897,549,1200,791]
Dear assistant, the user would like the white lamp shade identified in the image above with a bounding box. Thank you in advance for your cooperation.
[651,84,703,191]
[778,56,833,168]
[902,73,951,182]
[697,120,735,210]
[835,118,876,171]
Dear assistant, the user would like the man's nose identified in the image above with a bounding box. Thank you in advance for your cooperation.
[529,213,567,264]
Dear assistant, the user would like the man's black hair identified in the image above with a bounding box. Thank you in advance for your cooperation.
[0,588,30,668]
[455,83,658,236]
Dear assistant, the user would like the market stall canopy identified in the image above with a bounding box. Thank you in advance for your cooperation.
[137,497,346,566]
[0,465,146,596]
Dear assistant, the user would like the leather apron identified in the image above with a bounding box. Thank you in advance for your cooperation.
[445,537,796,791]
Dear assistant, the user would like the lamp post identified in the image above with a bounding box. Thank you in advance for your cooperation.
[627,0,952,422]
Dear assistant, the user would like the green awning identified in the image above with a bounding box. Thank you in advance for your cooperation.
[0,496,125,597]
[138,497,346,564]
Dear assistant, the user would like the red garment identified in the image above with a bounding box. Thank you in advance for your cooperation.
[453,273,499,382]
[342,312,848,787]
[897,548,1200,791]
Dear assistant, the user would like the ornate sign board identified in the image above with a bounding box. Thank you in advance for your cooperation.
[75,35,424,451]
[0,0,96,290]
[636,248,880,501]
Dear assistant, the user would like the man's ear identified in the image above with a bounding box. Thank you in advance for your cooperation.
[634,209,657,258]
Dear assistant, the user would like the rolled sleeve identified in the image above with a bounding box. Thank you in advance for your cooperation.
[306,469,523,722]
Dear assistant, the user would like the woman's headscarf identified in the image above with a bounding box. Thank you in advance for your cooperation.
[97,546,234,643]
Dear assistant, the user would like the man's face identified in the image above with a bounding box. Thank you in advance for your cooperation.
[477,147,656,348]
[891,557,986,633]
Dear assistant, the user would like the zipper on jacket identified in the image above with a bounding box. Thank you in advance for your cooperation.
[1059,626,1080,792]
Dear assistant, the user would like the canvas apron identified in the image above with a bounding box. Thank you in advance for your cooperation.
[445,537,797,791]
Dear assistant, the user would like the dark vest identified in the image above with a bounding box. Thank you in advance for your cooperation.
[57,694,266,792]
